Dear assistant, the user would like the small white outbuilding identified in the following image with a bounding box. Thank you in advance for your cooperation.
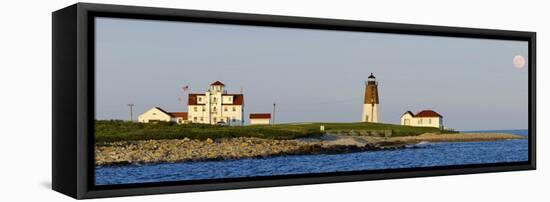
[138,107,188,124]
[400,110,443,129]
[249,113,271,125]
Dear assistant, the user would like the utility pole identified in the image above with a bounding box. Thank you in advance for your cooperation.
[127,104,134,122]
[272,102,276,126]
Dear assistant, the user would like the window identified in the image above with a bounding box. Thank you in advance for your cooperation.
[418,119,423,124]
[200,117,203,121]
[428,119,432,124]
[232,107,236,112]
[213,97,217,102]
[198,97,202,102]
[152,113,156,115]
[194,107,197,112]
[224,107,228,112]
[232,117,236,122]
[193,117,197,121]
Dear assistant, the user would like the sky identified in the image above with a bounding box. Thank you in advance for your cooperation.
[95,17,529,131]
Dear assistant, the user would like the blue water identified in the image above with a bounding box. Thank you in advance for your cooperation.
[95,129,528,185]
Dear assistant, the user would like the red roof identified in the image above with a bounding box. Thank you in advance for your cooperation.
[415,110,442,117]
[169,112,188,120]
[250,113,271,119]
[225,94,244,105]
[210,81,225,86]
[187,93,244,105]
[187,94,204,105]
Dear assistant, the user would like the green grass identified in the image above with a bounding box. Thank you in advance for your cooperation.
[271,122,455,137]
[95,120,455,143]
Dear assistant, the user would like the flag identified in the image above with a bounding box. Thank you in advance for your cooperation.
[182,85,189,92]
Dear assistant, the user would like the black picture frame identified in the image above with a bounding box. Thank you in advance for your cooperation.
[52,3,536,199]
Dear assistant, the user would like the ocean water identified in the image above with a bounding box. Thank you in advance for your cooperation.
[95,129,528,185]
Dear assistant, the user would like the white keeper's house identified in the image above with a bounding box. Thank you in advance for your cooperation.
[138,107,189,124]
[400,110,443,129]
[187,81,244,125]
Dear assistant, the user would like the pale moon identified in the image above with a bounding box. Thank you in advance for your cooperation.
[513,55,526,69]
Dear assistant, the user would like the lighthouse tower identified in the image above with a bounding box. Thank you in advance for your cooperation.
[362,73,379,123]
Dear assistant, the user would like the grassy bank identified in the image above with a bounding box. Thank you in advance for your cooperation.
[272,122,455,137]
[95,120,454,143]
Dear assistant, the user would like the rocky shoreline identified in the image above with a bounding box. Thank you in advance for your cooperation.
[95,133,524,166]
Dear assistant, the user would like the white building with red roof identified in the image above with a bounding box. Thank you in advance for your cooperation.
[138,107,189,124]
[249,113,271,125]
[187,81,244,125]
[400,110,443,128]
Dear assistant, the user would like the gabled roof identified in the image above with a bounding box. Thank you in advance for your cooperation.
[415,110,442,117]
[153,107,170,115]
[169,112,188,120]
[210,81,225,86]
[250,113,271,119]
[151,107,188,120]
[403,111,415,116]
[401,110,442,118]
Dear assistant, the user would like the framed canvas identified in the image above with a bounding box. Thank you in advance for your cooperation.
[52,3,536,199]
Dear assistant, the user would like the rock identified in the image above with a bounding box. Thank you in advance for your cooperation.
[206,138,214,144]
[95,135,416,166]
